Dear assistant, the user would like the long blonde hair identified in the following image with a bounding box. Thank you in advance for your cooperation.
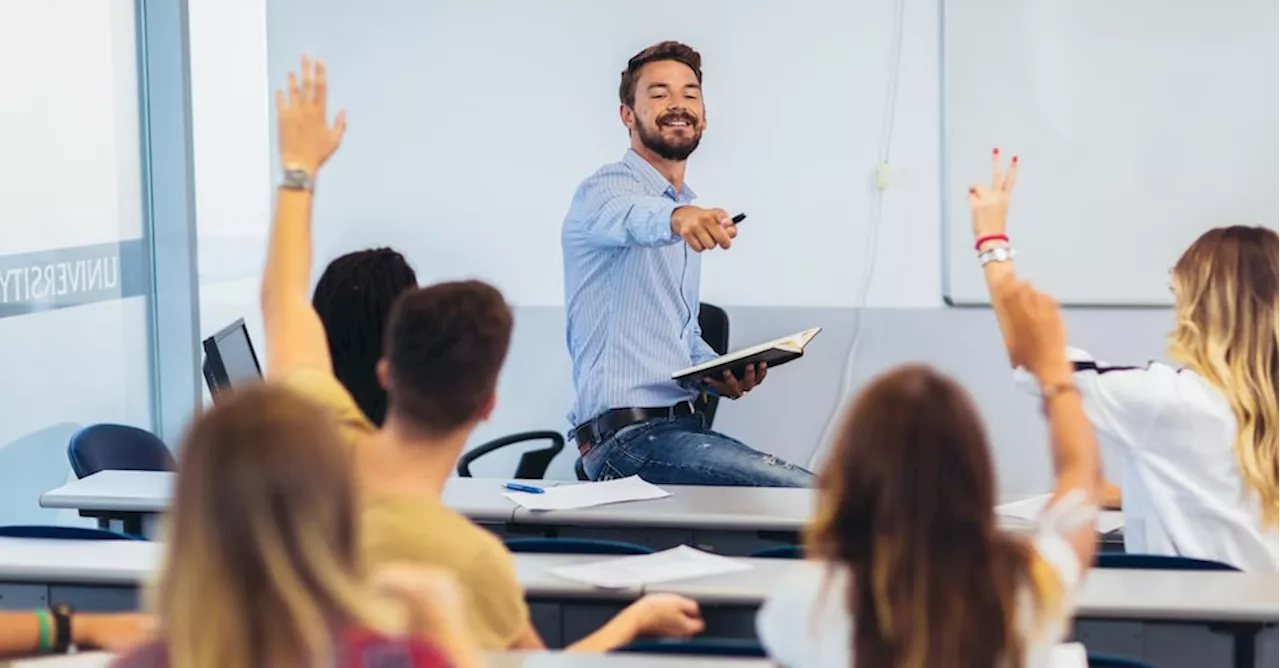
[808,366,1062,668]
[155,385,401,668]
[1168,225,1279,527]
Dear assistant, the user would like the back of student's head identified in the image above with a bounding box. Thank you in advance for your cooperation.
[313,248,418,426]
[1169,225,1279,526]
[809,365,1052,668]
[382,280,513,436]
[157,385,391,668]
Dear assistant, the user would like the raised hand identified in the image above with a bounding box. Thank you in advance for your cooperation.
[969,149,1019,245]
[671,206,738,252]
[275,55,347,176]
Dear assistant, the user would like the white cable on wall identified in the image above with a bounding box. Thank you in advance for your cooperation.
[808,0,908,469]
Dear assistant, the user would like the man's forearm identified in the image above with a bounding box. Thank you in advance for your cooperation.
[260,188,314,314]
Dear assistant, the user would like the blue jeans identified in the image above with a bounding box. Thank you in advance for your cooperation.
[580,413,814,487]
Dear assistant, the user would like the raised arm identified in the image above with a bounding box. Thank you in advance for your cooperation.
[260,56,347,378]
[998,280,1102,572]
[969,150,1021,365]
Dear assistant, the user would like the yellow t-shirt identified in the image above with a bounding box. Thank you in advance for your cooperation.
[279,367,530,650]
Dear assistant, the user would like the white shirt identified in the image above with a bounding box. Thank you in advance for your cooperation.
[1020,347,1278,572]
[757,493,1092,668]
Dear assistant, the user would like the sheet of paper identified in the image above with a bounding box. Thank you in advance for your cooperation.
[502,475,670,511]
[1048,643,1087,668]
[549,545,752,589]
[996,494,1126,534]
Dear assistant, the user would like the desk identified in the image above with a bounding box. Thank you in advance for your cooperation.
[39,471,534,538]
[0,538,159,612]
[504,485,1125,556]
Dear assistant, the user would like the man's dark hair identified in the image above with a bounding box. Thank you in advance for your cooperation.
[384,280,513,435]
[312,248,418,426]
[618,41,702,107]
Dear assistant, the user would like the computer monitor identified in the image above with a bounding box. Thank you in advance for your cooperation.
[201,318,263,400]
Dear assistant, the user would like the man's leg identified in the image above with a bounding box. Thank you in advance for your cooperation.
[584,415,813,487]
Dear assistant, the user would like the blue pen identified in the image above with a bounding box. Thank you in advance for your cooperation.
[505,482,545,494]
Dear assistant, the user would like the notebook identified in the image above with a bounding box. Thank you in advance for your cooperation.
[672,327,821,383]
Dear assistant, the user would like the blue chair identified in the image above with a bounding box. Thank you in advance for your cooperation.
[1088,654,1158,668]
[0,525,142,541]
[617,638,766,657]
[1095,553,1238,571]
[67,424,176,479]
[503,537,652,555]
[751,544,803,559]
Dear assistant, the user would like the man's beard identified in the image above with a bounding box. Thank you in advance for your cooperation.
[637,110,702,161]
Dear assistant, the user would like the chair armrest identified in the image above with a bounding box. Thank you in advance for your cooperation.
[456,430,566,478]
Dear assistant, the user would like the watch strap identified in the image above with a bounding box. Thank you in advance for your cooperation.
[280,168,315,192]
[52,604,73,653]
[978,244,1016,266]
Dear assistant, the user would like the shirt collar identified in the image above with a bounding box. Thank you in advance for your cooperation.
[622,149,696,201]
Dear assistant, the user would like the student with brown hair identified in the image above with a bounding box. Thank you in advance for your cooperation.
[260,55,704,652]
[757,279,1102,667]
[108,384,478,668]
[974,152,1278,570]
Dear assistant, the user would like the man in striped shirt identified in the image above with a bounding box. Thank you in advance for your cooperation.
[560,41,813,487]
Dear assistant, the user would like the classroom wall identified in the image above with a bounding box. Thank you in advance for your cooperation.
[188,0,1165,496]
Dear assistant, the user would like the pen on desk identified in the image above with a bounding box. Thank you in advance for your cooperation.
[504,482,545,494]
[731,213,747,225]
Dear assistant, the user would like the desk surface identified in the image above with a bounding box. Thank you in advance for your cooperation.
[39,471,531,523]
[0,538,160,585]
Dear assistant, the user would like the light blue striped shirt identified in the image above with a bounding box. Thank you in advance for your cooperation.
[562,149,720,426]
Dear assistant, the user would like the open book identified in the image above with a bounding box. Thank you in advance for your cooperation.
[673,327,821,383]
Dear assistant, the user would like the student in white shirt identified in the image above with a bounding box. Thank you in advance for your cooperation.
[972,151,1279,571]
[758,278,1102,668]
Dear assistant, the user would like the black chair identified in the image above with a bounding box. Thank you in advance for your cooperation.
[617,638,766,657]
[1094,553,1238,571]
[66,424,176,479]
[692,302,730,428]
[470,302,730,481]
[503,537,652,555]
[0,525,142,541]
[455,430,564,479]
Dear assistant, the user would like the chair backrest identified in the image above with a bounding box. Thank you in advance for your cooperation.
[693,302,730,427]
[1095,553,1239,571]
[503,537,652,556]
[1087,653,1158,668]
[67,424,176,479]
[0,525,142,540]
[751,544,804,559]
[617,639,766,657]
[456,431,565,479]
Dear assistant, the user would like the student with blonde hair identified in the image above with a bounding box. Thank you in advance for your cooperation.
[109,385,479,668]
[972,151,1278,570]
[757,277,1103,667]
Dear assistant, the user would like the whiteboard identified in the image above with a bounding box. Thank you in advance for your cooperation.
[943,0,1278,305]
[266,0,907,307]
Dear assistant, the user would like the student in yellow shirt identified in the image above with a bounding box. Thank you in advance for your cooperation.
[258,55,704,652]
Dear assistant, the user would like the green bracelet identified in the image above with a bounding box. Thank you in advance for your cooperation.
[37,608,53,653]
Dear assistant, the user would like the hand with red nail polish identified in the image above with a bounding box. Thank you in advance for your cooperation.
[968,150,1019,243]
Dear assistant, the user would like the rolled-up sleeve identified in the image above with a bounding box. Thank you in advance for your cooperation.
[563,165,681,248]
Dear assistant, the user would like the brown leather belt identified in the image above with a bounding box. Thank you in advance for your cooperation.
[573,401,697,456]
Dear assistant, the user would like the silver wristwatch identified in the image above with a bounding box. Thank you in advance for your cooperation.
[978,244,1016,266]
[280,168,315,192]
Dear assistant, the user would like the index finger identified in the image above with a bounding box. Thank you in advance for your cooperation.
[314,60,327,117]
[990,147,1003,190]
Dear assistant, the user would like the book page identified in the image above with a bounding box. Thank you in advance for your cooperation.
[673,327,821,377]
